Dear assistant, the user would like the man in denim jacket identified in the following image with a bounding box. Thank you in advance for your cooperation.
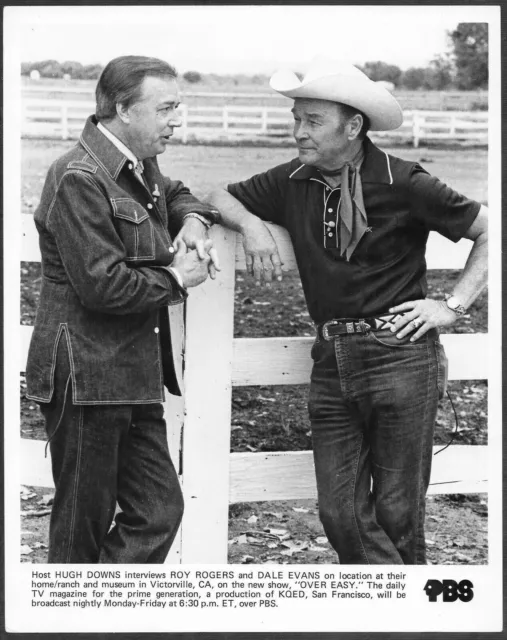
[26,56,219,563]
[208,58,488,564]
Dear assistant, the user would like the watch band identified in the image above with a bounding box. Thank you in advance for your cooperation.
[183,212,213,229]
[444,294,467,316]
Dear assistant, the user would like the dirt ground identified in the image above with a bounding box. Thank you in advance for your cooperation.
[19,141,488,564]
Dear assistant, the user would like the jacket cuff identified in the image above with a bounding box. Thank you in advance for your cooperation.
[153,266,188,302]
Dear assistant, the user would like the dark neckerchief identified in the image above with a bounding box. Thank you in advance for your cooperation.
[319,146,367,261]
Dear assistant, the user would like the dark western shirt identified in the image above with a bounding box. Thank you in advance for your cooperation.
[228,137,480,324]
[27,115,219,404]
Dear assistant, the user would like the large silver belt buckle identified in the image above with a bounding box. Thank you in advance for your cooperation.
[322,320,338,341]
[346,322,355,334]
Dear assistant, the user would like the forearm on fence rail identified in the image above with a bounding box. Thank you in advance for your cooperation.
[205,188,263,234]
[205,188,284,283]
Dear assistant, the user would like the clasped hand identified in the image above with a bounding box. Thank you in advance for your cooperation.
[173,218,221,287]
[389,299,460,341]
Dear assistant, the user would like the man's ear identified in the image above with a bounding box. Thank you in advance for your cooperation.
[347,114,363,141]
[116,102,130,124]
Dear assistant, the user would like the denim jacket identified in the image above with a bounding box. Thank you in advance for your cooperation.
[26,116,219,405]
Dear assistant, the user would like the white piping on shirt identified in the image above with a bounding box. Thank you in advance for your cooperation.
[319,182,342,250]
[310,177,330,188]
[289,164,306,179]
[383,150,394,185]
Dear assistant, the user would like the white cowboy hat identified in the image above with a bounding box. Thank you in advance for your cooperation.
[270,56,403,131]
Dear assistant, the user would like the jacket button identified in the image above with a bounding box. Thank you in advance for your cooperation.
[328,208,333,212]
[154,327,160,334]
[128,163,133,170]
[168,247,175,253]
[147,203,153,209]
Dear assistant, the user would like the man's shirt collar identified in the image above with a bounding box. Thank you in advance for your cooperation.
[79,116,142,181]
[96,121,140,168]
[289,137,394,186]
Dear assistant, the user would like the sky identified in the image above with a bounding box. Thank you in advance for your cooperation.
[5,5,495,74]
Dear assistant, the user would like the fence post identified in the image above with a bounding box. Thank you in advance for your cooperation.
[413,111,421,148]
[449,113,456,138]
[260,107,268,134]
[22,101,28,136]
[61,103,69,140]
[179,227,237,563]
[163,305,186,563]
[180,103,188,144]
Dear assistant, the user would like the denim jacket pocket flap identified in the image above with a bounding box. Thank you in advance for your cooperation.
[111,199,150,225]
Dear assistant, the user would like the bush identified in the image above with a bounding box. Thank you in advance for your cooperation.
[183,70,202,84]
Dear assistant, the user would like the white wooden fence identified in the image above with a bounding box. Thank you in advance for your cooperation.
[22,98,488,147]
[20,213,488,563]
[22,84,489,110]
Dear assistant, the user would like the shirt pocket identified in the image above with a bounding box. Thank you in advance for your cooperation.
[111,198,155,261]
[355,211,401,268]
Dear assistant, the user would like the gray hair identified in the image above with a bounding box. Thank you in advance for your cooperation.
[338,103,370,139]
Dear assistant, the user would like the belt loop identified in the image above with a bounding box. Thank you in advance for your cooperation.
[359,320,371,334]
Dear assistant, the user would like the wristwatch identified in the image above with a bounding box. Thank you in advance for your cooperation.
[183,212,213,229]
[445,294,467,316]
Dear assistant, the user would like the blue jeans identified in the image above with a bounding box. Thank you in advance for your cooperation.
[308,327,447,564]
[40,338,183,563]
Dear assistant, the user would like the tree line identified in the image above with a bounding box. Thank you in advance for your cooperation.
[358,23,488,91]
[22,23,487,91]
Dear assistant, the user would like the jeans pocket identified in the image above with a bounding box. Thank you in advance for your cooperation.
[434,340,448,400]
[370,329,428,349]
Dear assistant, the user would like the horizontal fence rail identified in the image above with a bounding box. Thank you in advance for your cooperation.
[22,83,489,110]
[19,441,488,500]
[22,98,488,147]
[20,211,488,561]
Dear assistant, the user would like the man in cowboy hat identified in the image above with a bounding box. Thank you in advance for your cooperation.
[207,57,488,564]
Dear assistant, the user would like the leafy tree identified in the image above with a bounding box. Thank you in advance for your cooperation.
[61,60,84,79]
[361,61,402,86]
[423,55,453,90]
[251,74,269,86]
[82,64,103,80]
[400,67,427,90]
[183,70,202,84]
[29,59,61,77]
[21,61,33,75]
[449,22,488,89]
[39,60,64,79]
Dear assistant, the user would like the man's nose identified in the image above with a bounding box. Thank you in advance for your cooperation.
[169,113,182,128]
[294,123,308,141]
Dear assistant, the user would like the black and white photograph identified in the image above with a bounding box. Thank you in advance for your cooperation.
[4,3,502,634]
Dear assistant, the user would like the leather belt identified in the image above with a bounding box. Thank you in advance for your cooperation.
[318,313,406,341]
